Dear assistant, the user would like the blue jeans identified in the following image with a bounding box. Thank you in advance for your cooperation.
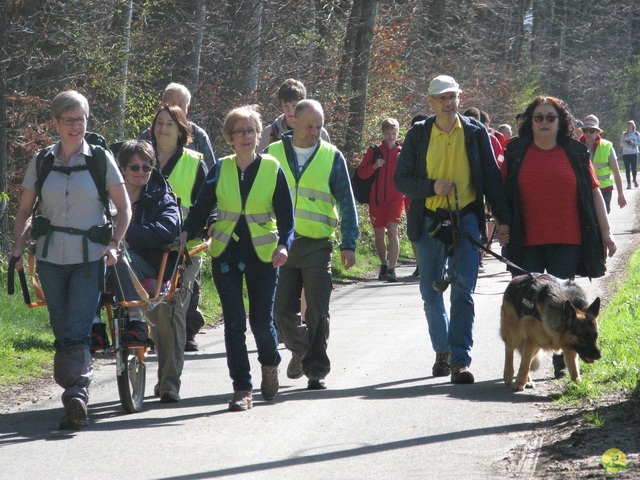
[36,260,101,405]
[417,213,480,367]
[212,258,281,392]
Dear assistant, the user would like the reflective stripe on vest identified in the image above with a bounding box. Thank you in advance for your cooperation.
[269,140,338,239]
[592,139,613,189]
[209,155,279,263]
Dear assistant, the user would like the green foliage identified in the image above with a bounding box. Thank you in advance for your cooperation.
[610,56,640,134]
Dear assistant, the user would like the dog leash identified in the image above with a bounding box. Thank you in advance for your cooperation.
[461,232,533,276]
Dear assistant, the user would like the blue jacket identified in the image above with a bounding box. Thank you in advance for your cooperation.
[125,170,181,277]
[394,113,511,242]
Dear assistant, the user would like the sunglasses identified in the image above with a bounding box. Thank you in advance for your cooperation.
[582,128,598,134]
[532,114,558,123]
[128,164,153,172]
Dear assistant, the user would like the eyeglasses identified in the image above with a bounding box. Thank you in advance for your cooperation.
[582,128,598,134]
[532,114,558,124]
[431,94,459,103]
[57,116,87,126]
[128,164,153,172]
[232,129,257,137]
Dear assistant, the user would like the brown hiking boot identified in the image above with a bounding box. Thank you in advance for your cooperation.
[432,352,451,377]
[261,365,279,400]
[451,364,475,384]
[229,390,253,411]
[287,353,304,379]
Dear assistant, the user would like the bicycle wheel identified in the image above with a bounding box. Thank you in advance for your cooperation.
[116,346,146,413]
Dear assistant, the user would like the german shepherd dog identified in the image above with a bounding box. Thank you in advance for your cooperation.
[500,274,601,391]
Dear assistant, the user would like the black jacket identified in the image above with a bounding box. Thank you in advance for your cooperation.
[125,170,181,277]
[394,113,511,242]
[502,136,606,278]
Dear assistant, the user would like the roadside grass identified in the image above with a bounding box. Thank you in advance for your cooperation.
[0,204,416,388]
[558,248,640,403]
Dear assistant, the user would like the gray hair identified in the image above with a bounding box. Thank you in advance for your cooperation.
[164,82,191,104]
[51,90,90,118]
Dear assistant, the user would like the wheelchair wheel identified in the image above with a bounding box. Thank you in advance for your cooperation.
[116,346,146,413]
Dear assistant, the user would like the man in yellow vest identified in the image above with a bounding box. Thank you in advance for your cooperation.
[580,115,627,213]
[266,99,358,390]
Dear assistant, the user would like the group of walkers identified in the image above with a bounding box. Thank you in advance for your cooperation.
[7,73,636,430]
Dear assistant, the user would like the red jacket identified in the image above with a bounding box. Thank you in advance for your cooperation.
[357,141,404,206]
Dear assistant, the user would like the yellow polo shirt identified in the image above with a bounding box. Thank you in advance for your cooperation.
[425,117,476,211]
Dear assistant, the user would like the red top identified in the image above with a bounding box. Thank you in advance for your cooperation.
[357,141,405,205]
[517,143,599,246]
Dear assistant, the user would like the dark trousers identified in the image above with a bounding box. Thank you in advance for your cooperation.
[623,154,638,184]
[274,237,333,378]
[212,258,281,392]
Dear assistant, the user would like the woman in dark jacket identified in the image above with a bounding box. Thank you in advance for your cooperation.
[501,96,616,377]
[113,140,182,403]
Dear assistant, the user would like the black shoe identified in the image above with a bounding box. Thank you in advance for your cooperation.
[451,364,475,384]
[160,392,180,403]
[432,352,451,377]
[307,377,327,390]
[185,339,199,352]
[120,320,149,347]
[378,264,388,280]
[90,322,110,353]
[553,353,567,379]
[386,268,398,282]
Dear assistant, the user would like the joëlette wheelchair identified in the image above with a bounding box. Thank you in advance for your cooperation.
[8,237,210,413]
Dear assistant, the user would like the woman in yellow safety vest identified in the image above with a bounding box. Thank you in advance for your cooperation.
[181,105,294,412]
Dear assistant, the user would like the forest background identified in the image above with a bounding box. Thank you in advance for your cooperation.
[1,0,640,248]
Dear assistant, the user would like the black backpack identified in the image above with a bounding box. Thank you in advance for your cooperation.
[34,131,111,219]
[351,146,383,205]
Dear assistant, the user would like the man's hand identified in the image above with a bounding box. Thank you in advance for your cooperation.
[341,249,356,270]
[434,180,456,196]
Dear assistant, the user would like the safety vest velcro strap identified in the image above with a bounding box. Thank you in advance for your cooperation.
[218,209,241,221]
[252,232,279,247]
[297,187,334,204]
[245,212,275,225]
[296,208,338,227]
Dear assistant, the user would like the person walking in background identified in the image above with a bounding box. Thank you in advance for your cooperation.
[498,124,513,145]
[501,96,616,379]
[182,105,294,411]
[579,115,627,213]
[150,104,208,380]
[258,78,331,152]
[620,120,640,189]
[356,118,404,282]
[395,75,511,385]
[267,99,358,391]
[10,90,131,430]
[140,82,215,352]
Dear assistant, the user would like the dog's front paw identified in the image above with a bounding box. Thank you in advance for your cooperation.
[512,382,525,392]
[504,375,513,385]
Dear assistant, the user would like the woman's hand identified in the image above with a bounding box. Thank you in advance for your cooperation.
[9,249,24,271]
[603,233,617,258]
[101,242,119,266]
[434,180,456,196]
[496,224,510,246]
[272,245,288,268]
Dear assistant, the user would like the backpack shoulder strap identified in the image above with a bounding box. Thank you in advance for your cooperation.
[372,145,383,159]
[34,145,56,200]
[85,145,111,220]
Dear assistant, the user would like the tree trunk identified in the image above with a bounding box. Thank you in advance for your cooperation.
[113,0,133,140]
[343,0,378,160]
[189,0,207,91]
[225,0,263,95]
[336,0,362,95]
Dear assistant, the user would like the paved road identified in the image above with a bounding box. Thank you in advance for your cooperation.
[1,187,637,480]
